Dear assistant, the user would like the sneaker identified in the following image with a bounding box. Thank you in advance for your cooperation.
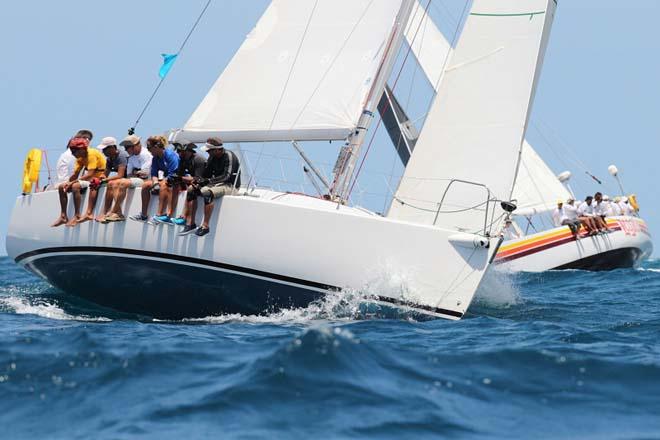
[129,213,148,222]
[172,217,186,226]
[153,215,173,225]
[178,223,197,236]
[195,226,210,237]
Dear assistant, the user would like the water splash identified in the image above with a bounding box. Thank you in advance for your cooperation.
[474,270,522,308]
[0,295,111,322]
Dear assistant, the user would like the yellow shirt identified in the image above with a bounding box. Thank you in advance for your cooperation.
[74,149,107,176]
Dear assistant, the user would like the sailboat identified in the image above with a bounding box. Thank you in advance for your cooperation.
[492,145,653,271]
[6,0,557,319]
[387,1,653,272]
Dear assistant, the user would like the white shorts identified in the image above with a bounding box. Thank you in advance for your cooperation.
[78,180,90,189]
[128,177,145,188]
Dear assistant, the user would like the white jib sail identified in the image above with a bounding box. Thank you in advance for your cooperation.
[388,0,557,234]
[512,140,572,215]
[174,0,404,143]
[403,5,568,219]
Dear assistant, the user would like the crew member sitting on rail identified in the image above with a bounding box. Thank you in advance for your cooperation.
[55,129,94,187]
[577,196,599,235]
[593,192,612,232]
[96,137,128,223]
[619,197,635,216]
[179,137,241,237]
[51,137,107,227]
[167,142,206,226]
[129,136,179,223]
[553,199,581,237]
[563,198,582,237]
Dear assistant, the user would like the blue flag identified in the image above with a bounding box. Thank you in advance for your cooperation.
[159,53,178,79]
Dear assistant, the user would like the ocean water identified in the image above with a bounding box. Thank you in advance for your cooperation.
[1,256,659,439]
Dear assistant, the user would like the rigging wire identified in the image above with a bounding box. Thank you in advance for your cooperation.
[128,0,213,135]
[346,0,433,200]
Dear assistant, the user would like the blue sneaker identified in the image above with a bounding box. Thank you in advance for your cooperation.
[172,217,186,226]
[153,215,173,225]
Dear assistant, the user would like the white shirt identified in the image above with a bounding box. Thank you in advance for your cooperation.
[56,149,76,184]
[564,204,579,221]
[577,201,594,217]
[620,201,634,216]
[610,202,622,216]
[127,147,152,177]
[552,206,569,227]
[593,201,608,216]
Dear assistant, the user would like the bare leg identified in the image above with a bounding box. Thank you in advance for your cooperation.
[97,182,115,221]
[79,187,99,223]
[141,181,153,216]
[66,183,83,226]
[51,185,69,227]
[169,185,180,217]
[202,201,214,229]
[157,184,171,216]
[111,180,129,216]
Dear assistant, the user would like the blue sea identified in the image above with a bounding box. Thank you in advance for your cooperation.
[1,256,659,439]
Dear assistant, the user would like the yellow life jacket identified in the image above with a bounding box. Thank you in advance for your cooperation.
[22,149,42,194]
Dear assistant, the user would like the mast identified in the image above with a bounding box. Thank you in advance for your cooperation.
[332,0,416,202]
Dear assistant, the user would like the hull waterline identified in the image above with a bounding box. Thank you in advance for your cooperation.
[7,188,496,320]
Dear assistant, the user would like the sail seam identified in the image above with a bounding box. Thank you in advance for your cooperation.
[470,11,546,18]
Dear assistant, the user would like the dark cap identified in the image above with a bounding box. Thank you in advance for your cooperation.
[173,141,196,152]
[206,137,223,147]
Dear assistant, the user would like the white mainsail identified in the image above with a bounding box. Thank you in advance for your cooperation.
[403,4,569,218]
[388,0,557,234]
[174,0,404,143]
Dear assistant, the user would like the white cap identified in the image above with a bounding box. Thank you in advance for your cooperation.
[621,196,628,203]
[97,136,118,150]
[603,195,610,201]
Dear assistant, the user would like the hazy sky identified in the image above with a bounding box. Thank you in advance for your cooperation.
[0,1,658,255]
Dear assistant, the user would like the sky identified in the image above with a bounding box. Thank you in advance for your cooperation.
[0,0,658,255]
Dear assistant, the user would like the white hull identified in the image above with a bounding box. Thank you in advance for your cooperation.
[494,217,653,272]
[6,187,498,320]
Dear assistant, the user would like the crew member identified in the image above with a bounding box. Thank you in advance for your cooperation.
[51,137,106,227]
[96,137,128,222]
[168,142,206,225]
[129,136,179,223]
[180,137,241,237]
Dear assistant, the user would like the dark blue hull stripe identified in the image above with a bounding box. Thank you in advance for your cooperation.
[15,246,463,319]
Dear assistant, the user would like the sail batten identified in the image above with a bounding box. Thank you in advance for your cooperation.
[388,0,557,233]
[174,0,405,144]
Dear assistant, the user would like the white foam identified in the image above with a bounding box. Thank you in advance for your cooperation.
[178,289,373,325]
[0,296,111,322]
[474,271,522,308]
[637,268,660,273]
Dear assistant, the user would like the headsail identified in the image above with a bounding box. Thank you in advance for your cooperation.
[388,0,557,234]
[402,0,567,219]
[512,141,571,215]
[173,0,404,143]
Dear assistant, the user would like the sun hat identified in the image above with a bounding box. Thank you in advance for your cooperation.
[97,136,118,150]
[120,134,141,148]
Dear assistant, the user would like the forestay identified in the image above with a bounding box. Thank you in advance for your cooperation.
[512,141,572,216]
[173,0,404,143]
[388,0,557,234]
